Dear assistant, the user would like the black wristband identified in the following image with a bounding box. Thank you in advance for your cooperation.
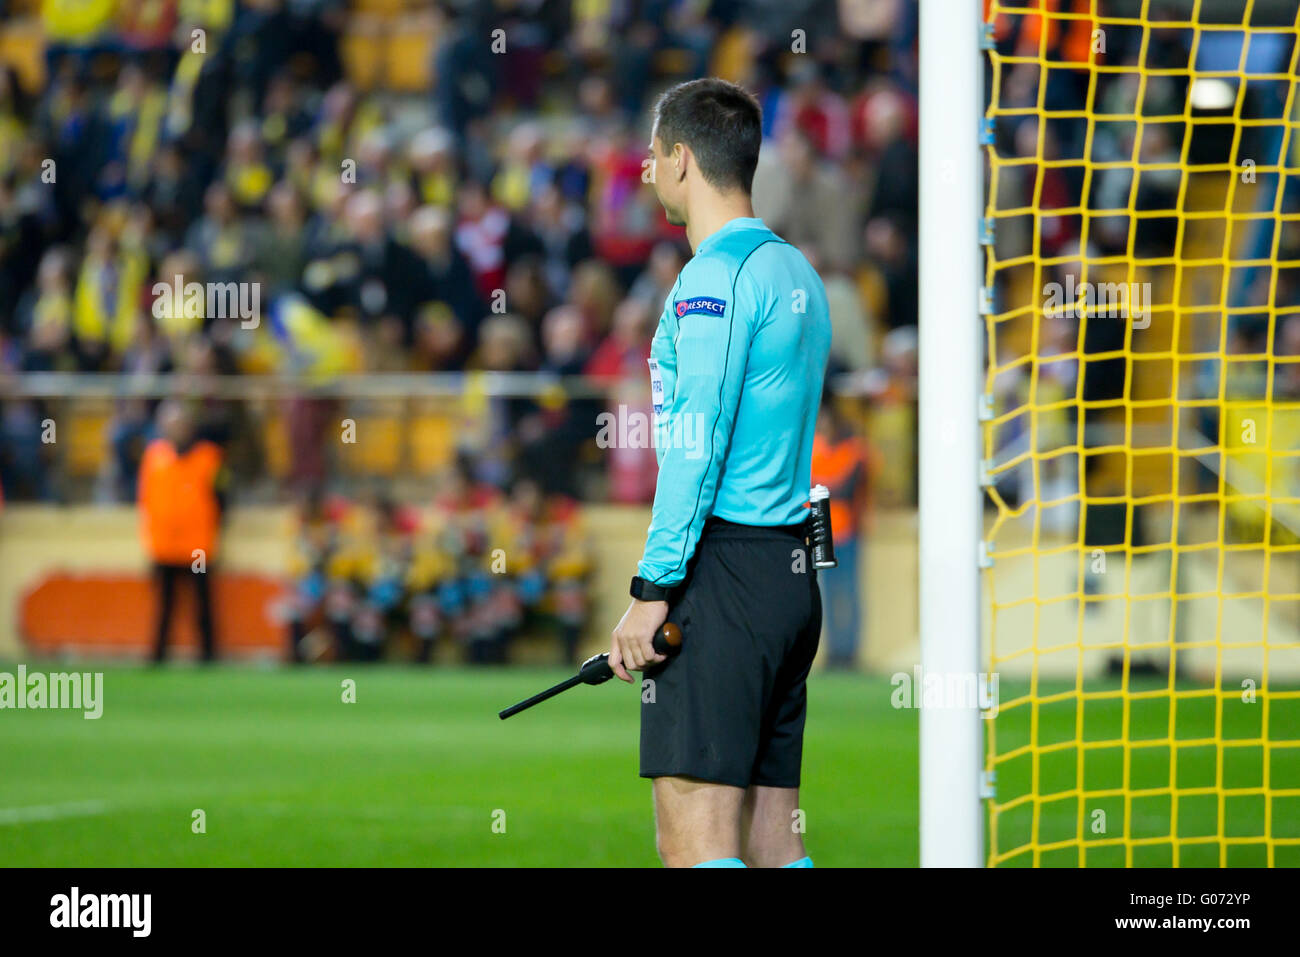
[630,576,672,602]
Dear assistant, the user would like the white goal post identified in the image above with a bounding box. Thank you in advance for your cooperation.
[917,0,985,868]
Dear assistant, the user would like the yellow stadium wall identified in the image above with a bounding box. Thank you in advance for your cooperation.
[0,506,921,671]
[4,504,1290,679]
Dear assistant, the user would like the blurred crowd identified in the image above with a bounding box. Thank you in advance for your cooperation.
[983,1,1300,529]
[0,0,922,503]
[285,463,590,663]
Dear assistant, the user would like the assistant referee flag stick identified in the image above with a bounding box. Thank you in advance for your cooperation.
[498,623,683,719]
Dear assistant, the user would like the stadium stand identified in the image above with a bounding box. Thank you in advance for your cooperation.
[0,0,920,663]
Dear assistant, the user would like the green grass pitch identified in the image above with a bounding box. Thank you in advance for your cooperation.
[990,679,1300,868]
[2,666,1295,866]
[0,667,914,866]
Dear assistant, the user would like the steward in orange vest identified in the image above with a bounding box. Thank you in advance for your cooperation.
[810,399,874,669]
[138,401,226,661]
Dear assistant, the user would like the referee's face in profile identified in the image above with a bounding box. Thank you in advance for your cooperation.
[648,129,686,227]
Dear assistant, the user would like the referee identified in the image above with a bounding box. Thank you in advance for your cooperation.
[609,78,831,868]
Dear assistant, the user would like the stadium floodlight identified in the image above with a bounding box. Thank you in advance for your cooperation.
[918,0,985,868]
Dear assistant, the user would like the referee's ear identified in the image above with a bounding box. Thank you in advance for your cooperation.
[670,142,689,183]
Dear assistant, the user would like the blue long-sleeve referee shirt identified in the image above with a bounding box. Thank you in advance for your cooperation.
[637,216,832,587]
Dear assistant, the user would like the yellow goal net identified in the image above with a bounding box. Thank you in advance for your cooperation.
[981,0,1300,866]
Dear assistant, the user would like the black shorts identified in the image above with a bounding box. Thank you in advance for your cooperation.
[640,517,822,789]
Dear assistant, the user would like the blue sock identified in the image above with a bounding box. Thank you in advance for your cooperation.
[782,856,814,868]
[693,857,747,868]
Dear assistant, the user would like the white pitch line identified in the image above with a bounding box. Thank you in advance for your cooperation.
[0,800,110,825]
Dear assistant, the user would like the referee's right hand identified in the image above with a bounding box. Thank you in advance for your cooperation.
[609,598,670,682]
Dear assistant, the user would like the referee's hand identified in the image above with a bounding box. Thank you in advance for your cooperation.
[609,599,670,683]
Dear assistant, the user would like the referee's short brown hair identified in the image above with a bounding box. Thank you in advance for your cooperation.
[652,78,763,195]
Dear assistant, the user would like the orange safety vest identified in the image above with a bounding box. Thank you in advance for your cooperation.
[138,438,223,564]
[986,0,1095,63]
